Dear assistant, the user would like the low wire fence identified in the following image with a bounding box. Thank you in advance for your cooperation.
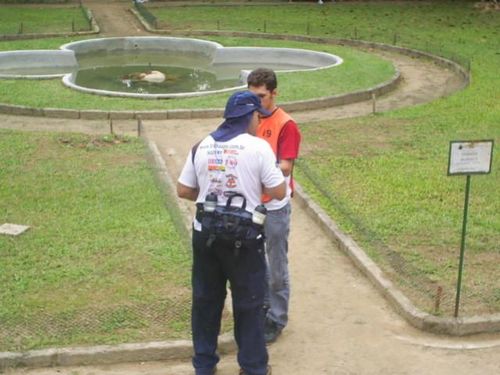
[0,3,93,36]
[0,296,192,352]
[295,156,497,318]
[147,14,470,72]
[0,128,201,353]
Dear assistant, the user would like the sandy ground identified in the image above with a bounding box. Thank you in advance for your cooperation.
[82,0,150,37]
[2,1,499,374]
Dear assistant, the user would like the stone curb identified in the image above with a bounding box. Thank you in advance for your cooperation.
[0,139,237,372]
[0,9,402,120]
[133,10,470,86]
[146,134,498,337]
[0,334,236,371]
[293,183,500,336]
[0,12,469,120]
[0,7,100,41]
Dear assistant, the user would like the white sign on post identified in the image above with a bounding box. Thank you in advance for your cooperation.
[448,140,494,175]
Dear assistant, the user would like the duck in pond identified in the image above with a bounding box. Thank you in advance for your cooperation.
[122,70,178,83]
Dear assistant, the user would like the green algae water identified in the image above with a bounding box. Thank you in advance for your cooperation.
[74,65,239,95]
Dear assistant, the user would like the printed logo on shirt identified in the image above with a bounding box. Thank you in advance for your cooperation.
[203,143,245,151]
[207,150,223,156]
[208,158,224,165]
[208,165,226,171]
[262,129,272,138]
[210,177,223,184]
[223,149,239,155]
[225,156,238,169]
[225,174,238,188]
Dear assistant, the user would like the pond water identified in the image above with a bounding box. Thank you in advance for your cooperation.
[71,51,313,95]
[74,65,238,95]
[0,37,343,98]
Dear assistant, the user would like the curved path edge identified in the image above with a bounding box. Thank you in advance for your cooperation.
[0,69,401,121]
[134,5,470,86]
[1,124,498,370]
[293,183,500,336]
[0,334,235,371]
[0,26,469,119]
[0,13,484,372]
[0,140,236,372]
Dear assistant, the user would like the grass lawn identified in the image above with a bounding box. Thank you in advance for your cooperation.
[0,129,194,351]
[0,36,395,110]
[0,5,90,35]
[0,5,497,356]
[149,1,500,316]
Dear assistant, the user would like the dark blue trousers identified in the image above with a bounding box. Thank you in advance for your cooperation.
[191,229,268,375]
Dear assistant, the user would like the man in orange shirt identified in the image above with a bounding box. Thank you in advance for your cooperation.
[248,68,302,343]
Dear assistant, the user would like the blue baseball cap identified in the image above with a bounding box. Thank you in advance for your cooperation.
[223,91,272,119]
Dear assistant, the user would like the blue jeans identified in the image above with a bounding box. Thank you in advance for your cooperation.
[264,202,291,329]
[191,229,269,375]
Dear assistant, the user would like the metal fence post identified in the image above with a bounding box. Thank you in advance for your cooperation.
[434,285,443,314]
[454,175,471,318]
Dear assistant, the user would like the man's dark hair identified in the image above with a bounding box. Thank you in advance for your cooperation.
[247,68,277,92]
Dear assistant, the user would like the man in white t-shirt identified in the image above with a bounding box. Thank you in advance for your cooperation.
[177,91,285,375]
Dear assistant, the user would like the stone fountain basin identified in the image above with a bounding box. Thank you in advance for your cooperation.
[0,37,343,99]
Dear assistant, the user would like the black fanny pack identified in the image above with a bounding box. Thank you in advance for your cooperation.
[196,193,264,247]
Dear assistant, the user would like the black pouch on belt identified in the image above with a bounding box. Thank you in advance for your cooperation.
[196,193,263,247]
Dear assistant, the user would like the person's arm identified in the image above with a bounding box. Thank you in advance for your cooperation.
[279,159,294,177]
[277,120,301,176]
[260,140,286,200]
[177,149,199,201]
[177,182,199,201]
[263,180,286,201]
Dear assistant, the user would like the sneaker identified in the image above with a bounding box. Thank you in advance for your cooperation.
[239,365,272,375]
[264,319,282,344]
[196,367,216,375]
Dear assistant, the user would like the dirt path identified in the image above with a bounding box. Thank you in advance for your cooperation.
[3,56,499,374]
[82,0,149,37]
[7,200,500,375]
[6,119,500,375]
[2,2,500,375]
[0,49,463,134]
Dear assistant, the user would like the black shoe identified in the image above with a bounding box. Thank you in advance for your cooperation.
[239,365,272,375]
[264,319,282,344]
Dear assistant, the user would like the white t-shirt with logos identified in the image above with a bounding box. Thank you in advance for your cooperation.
[178,134,285,229]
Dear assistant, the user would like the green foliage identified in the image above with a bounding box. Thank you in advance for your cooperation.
[0,5,89,35]
[0,130,192,350]
[0,37,394,110]
[148,0,498,315]
[287,2,499,315]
